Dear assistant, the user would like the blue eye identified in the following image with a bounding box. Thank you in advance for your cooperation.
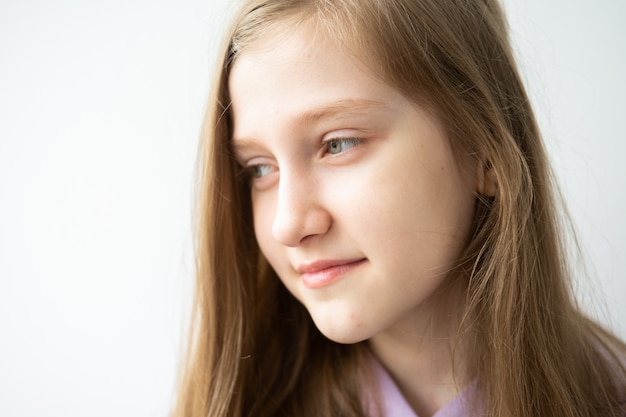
[250,164,274,178]
[326,138,361,155]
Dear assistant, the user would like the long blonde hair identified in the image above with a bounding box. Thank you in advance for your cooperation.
[174,1,626,416]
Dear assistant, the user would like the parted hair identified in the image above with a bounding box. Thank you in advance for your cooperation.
[173,0,626,416]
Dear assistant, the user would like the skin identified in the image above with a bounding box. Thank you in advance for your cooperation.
[229,24,479,416]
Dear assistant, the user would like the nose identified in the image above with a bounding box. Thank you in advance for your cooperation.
[271,170,331,247]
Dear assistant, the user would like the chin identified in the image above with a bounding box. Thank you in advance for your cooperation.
[312,315,376,345]
[320,329,370,345]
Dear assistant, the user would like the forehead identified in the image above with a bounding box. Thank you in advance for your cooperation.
[227,25,407,140]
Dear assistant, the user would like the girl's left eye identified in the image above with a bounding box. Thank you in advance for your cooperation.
[326,137,361,155]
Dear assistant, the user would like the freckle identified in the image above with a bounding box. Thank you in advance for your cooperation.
[349,313,363,328]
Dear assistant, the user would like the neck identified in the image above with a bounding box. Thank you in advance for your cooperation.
[368,279,474,417]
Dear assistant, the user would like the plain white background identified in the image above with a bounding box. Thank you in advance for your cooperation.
[0,1,624,416]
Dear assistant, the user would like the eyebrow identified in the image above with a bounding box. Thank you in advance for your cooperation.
[231,98,388,150]
[292,98,388,126]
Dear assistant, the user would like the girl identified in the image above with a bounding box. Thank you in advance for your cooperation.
[174,0,626,416]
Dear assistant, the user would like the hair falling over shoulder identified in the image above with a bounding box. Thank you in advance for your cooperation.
[173,0,626,416]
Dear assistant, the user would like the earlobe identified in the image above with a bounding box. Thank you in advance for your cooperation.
[476,159,498,196]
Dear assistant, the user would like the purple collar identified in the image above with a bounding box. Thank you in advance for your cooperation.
[372,359,478,417]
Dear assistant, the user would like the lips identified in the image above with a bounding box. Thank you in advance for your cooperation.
[297,258,367,289]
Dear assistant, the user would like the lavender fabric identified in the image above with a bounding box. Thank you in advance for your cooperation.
[374,360,476,417]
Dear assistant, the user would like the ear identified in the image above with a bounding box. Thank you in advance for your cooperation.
[476,159,498,196]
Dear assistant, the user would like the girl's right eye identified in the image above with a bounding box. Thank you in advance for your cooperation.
[249,163,275,179]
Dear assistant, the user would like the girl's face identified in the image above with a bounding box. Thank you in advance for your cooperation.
[229,25,478,344]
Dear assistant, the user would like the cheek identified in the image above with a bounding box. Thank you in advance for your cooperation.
[345,157,475,265]
[251,191,279,259]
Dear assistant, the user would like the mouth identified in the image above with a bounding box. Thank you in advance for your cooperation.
[297,258,367,289]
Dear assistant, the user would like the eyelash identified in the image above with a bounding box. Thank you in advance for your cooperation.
[249,164,274,179]
[324,137,362,155]
[242,137,364,182]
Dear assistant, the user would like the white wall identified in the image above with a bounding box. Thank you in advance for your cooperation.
[0,1,230,415]
[506,0,626,335]
[0,1,623,416]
